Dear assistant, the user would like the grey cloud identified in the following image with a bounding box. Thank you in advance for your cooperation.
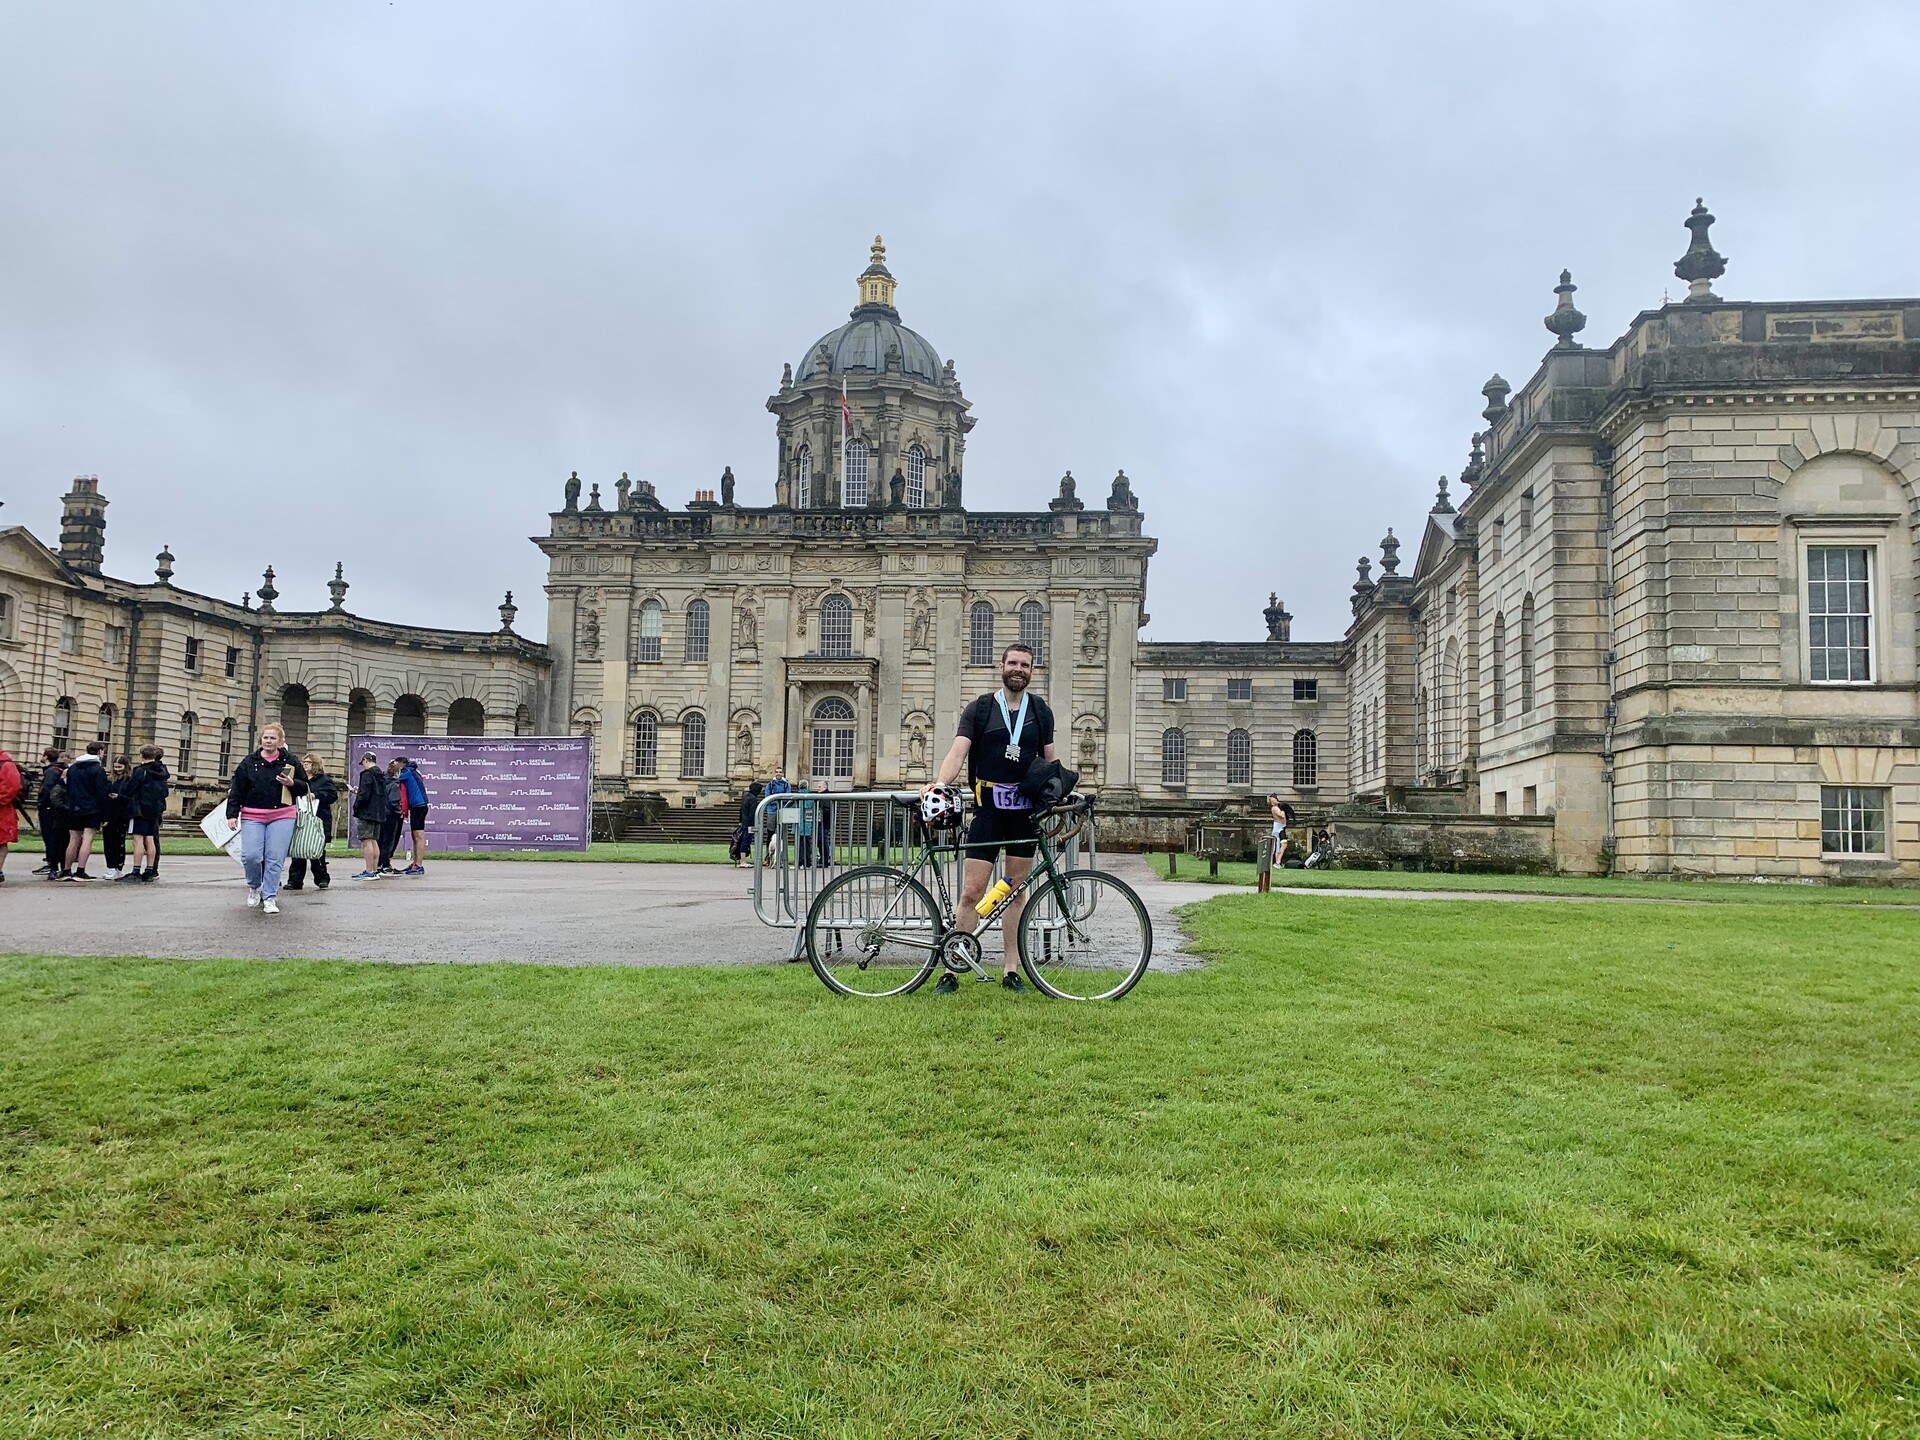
[2,1,1914,642]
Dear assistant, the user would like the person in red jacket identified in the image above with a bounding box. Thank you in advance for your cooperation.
[0,747,22,883]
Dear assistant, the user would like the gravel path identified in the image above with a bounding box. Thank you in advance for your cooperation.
[0,853,1224,969]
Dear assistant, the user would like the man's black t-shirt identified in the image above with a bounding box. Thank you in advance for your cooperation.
[956,690,1055,788]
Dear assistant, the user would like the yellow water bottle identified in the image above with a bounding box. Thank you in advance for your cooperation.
[975,879,1013,917]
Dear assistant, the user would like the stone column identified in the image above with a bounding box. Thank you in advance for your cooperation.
[545,585,577,734]
[876,588,905,783]
[599,590,633,779]
[784,680,802,779]
[856,680,873,787]
[1106,592,1139,787]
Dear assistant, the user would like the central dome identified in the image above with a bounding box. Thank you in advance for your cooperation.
[796,237,944,385]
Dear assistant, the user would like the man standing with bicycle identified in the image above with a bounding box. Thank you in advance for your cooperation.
[924,641,1055,994]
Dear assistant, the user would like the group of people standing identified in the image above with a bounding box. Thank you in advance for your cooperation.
[0,726,433,909]
[729,766,833,869]
[223,727,434,913]
[0,742,172,884]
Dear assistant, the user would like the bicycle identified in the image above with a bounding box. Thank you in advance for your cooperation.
[802,793,1153,1001]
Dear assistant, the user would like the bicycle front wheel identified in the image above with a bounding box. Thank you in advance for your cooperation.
[1018,869,1153,1001]
[805,865,944,998]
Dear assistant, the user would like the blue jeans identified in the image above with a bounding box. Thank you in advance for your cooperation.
[241,816,296,898]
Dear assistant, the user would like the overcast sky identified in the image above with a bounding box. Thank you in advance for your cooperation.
[4,1,1916,644]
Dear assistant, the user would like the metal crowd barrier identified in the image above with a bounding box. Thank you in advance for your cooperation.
[749,789,1096,959]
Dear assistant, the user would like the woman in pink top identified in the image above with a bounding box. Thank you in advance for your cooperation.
[225,721,309,914]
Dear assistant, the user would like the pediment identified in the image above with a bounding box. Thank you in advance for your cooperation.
[0,527,81,587]
[1412,513,1464,583]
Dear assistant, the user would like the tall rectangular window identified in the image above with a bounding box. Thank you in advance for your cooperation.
[1227,677,1252,702]
[968,603,994,666]
[685,600,710,663]
[226,645,240,678]
[0,593,13,639]
[1018,602,1046,665]
[1807,546,1872,683]
[184,636,201,672]
[103,625,127,666]
[636,602,663,664]
[1160,728,1186,785]
[1226,729,1252,785]
[1820,786,1887,855]
[60,616,81,654]
[843,440,868,508]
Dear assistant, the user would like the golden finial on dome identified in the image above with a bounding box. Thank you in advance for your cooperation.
[871,235,886,266]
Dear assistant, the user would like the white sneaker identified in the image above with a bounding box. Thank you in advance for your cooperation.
[247,888,262,908]
[103,868,122,880]
[262,897,280,915]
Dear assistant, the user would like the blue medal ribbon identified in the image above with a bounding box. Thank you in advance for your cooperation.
[995,690,1028,755]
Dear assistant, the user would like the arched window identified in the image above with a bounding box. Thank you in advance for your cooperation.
[1292,729,1318,788]
[347,689,372,741]
[393,694,427,737]
[280,683,310,753]
[633,711,659,777]
[685,599,710,663]
[680,711,706,778]
[795,444,812,509]
[969,602,995,667]
[1226,728,1253,786]
[1018,601,1046,665]
[179,712,197,776]
[820,595,854,658]
[811,696,855,781]
[843,439,869,507]
[906,444,928,508]
[52,696,73,754]
[1490,612,1507,724]
[96,703,115,745]
[1442,638,1461,768]
[1160,728,1187,785]
[1519,595,1536,712]
[448,698,485,736]
[636,600,663,664]
[218,717,236,774]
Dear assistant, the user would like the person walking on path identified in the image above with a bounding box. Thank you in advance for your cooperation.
[376,759,406,874]
[35,749,69,879]
[1267,797,1297,869]
[61,741,112,881]
[285,754,337,891]
[0,745,22,884]
[226,721,308,915]
[922,641,1056,993]
[350,752,391,880]
[100,757,132,879]
[397,756,430,875]
[121,746,170,882]
[732,781,763,867]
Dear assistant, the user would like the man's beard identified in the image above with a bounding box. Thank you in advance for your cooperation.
[1001,670,1029,692]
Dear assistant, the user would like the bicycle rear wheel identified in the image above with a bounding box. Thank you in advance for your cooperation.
[1018,869,1152,1001]
[805,865,944,998]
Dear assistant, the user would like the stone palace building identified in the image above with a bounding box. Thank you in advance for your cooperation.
[3,212,1915,879]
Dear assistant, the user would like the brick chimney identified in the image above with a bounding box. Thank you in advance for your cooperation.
[59,475,109,574]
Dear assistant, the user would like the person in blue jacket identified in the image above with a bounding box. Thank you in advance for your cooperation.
[396,756,431,875]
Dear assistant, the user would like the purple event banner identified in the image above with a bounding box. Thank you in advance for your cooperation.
[347,734,594,852]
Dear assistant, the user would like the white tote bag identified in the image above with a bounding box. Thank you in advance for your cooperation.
[199,807,245,866]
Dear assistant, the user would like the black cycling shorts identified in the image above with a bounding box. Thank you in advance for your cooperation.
[965,804,1038,862]
[408,804,429,833]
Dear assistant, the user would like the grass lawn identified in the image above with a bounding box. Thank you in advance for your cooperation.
[159,838,733,864]
[1143,850,1920,905]
[2,895,1915,1436]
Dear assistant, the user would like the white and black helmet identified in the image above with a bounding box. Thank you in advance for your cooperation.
[918,784,966,829]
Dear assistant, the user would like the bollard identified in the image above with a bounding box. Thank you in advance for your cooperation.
[1256,835,1272,894]
[1167,848,1177,877]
